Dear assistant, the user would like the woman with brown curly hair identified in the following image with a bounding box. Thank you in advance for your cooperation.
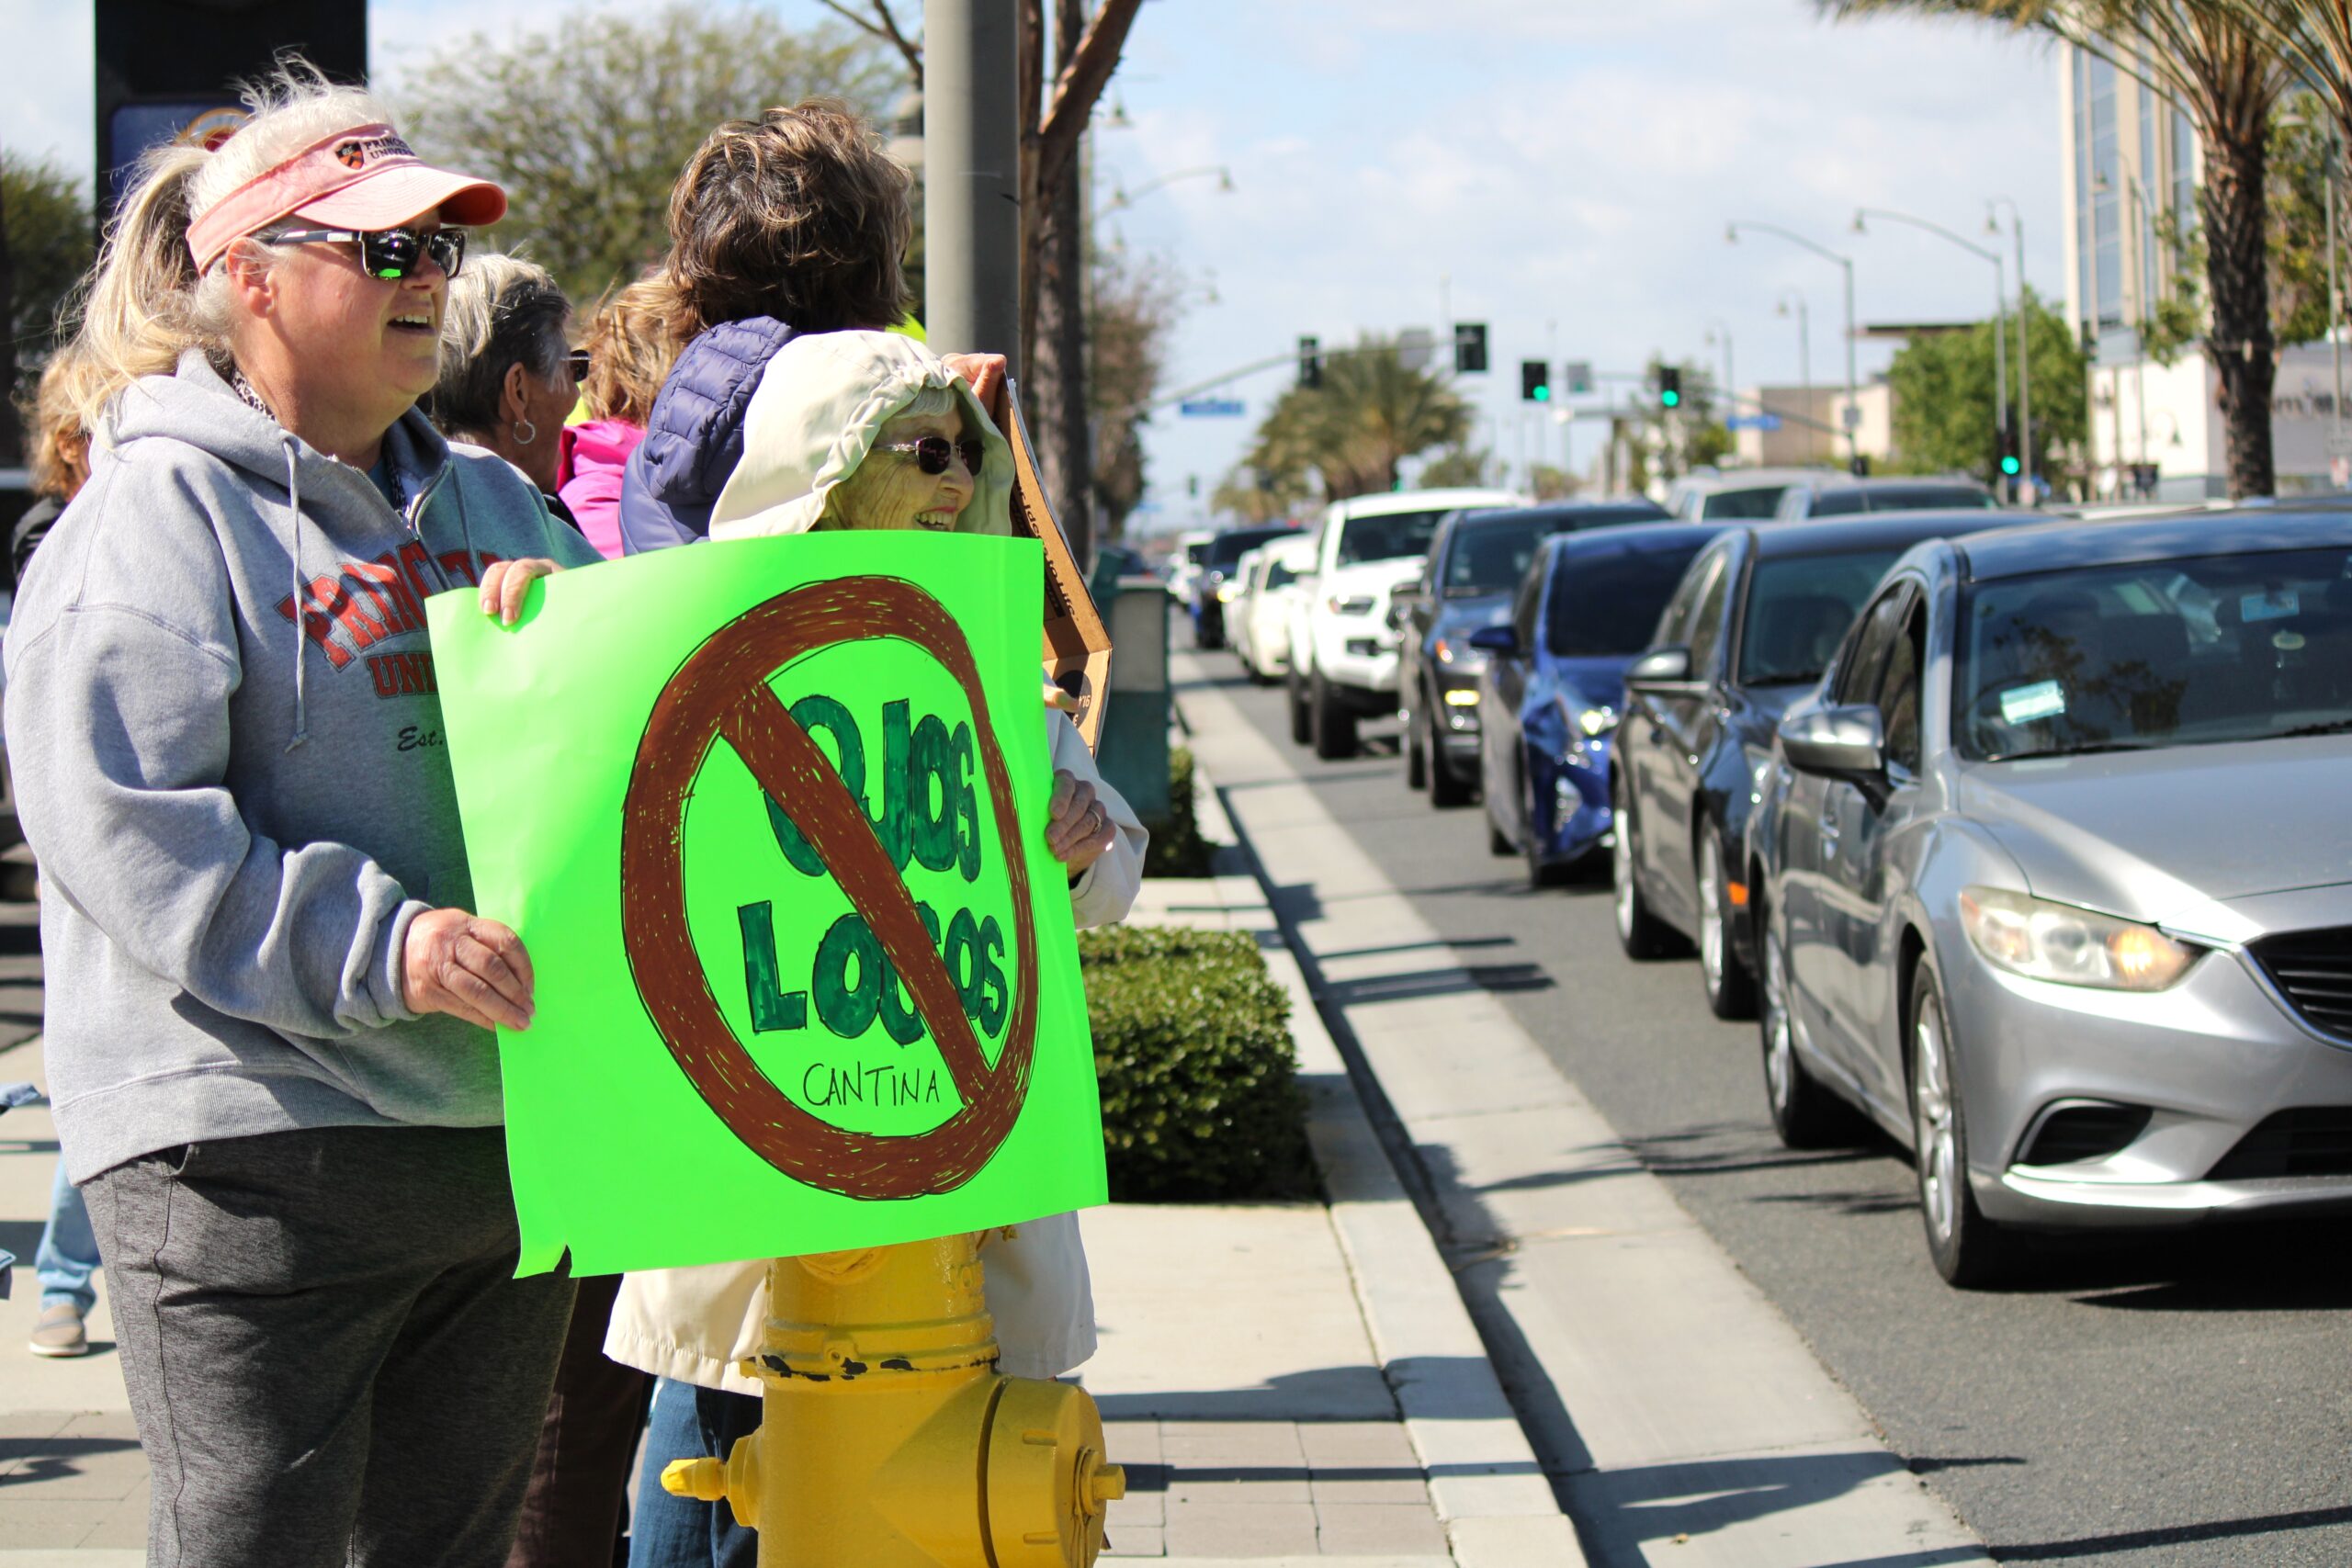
[616,98,915,557]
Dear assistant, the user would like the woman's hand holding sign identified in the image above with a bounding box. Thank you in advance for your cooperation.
[480,557,563,626]
[403,908,537,1032]
[1046,770,1117,879]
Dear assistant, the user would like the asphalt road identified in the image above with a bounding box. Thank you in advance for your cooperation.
[1203,653,2352,1567]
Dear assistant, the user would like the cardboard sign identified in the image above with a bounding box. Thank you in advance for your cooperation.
[1002,388,1113,750]
[428,534,1108,1275]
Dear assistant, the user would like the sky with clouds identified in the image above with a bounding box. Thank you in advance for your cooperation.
[1,0,2064,531]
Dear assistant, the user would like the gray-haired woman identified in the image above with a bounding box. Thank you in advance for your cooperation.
[428,251,582,509]
[2,62,599,1567]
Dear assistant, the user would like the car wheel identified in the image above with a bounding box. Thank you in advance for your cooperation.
[1758,895,1854,1149]
[1406,704,1429,790]
[1311,671,1358,760]
[1697,829,1758,1020]
[1611,772,1686,960]
[1487,814,1514,856]
[1429,736,1474,808]
[1288,666,1313,745]
[1909,964,2016,1290]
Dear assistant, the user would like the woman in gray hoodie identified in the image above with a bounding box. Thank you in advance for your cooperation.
[1,65,600,1568]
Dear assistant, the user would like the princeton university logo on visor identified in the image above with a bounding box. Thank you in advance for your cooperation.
[334,132,413,170]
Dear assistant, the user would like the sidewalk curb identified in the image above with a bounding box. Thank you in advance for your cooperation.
[1182,758,1587,1568]
[1172,655,1995,1568]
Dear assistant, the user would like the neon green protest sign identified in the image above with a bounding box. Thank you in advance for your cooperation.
[429,534,1106,1275]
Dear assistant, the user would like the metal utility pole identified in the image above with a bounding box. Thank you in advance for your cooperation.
[1855,208,2006,493]
[924,0,1023,370]
[1990,197,2033,502]
[1777,289,1812,462]
[1728,220,1858,468]
[1704,318,1735,412]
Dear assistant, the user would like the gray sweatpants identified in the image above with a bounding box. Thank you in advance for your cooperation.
[82,1124,578,1568]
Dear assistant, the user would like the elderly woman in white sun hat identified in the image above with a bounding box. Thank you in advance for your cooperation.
[2,62,600,1567]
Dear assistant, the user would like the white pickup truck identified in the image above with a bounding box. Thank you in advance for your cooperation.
[1286,487,1522,758]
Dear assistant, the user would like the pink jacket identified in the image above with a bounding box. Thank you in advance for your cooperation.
[556,418,644,560]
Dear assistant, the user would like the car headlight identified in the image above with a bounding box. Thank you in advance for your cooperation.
[1216,581,1242,603]
[1327,594,1376,616]
[1570,703,1618,738]
[1958,886,2199,991]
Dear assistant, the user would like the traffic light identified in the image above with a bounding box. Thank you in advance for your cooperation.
[1658,367,1682,410]
[1297,335,1323,390]
[1455,322,1489,375]
[1520,360,1551,402]
[1997,413,2022,479]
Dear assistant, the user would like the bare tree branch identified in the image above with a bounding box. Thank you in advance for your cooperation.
[1035,0,1144,199]
[817,0,924,86]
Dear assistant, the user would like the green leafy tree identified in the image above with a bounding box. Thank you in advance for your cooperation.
[1419,446,1497,488]
[1821,0,2290,498]
[2142,92,2336,363]
[1887,290,2087,484]
[1210,465,1310,524]
[1238,337,1473,502]
[398,5,892,305]
[3,152,94,457]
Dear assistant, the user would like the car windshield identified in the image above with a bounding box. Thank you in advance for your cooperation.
[1956,547,2352,761]
[1182,543,1208,565]
[1736,550,1905,685]
[1265,558,1301,590]
[1442,519,1551,597]
[1207,529,1293,570]
[1864,485,1994,512]
[1700,485,1789,520]
[1546,540,1714,657]
[1336,508,1449,567]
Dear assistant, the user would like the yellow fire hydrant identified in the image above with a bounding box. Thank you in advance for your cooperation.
[660,1234,1125,1566]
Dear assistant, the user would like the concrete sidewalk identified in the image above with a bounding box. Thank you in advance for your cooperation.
[0,818,1576,1562]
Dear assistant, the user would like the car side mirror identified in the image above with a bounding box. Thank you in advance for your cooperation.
[1625,645,1700,692]
[1466,624,1520,657]
[1779,704,1885,779]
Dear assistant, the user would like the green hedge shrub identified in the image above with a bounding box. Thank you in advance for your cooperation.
[1142,745,1214,879]
[1081,924,1317,1202]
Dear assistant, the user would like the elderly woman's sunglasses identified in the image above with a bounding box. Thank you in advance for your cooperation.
[265,224,468,281]
[879,435,987,477]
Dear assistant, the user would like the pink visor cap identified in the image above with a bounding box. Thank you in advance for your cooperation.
[185,124,506,275]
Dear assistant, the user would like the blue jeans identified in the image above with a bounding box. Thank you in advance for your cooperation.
[627,1378,762,1568]
[35,1160,99,1314]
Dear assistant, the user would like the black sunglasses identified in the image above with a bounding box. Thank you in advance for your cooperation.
[266,224,468,281]
[878,435,987,477]
[565,347,593,384]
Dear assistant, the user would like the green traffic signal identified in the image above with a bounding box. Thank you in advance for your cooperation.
[1660,389,1680,409]
[1532,385,1551,403]
[2000,456,2021,477]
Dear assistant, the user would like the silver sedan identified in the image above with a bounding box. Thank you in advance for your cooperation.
[1747,510,2352,1287]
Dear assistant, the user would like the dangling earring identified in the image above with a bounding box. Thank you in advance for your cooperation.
[512,417,538,446]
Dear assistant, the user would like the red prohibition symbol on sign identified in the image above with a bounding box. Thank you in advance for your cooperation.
[619,577,1039,1200]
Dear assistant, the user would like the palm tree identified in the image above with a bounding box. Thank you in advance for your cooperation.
[1821,1,2291,498]
[1240,339,1473,502]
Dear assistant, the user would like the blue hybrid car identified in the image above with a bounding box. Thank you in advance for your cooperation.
[1474,523,1729,886]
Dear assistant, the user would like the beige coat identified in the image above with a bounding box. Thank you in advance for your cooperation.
[605,709,1146,1393]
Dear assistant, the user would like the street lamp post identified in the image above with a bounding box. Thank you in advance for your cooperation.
[1854,207,2007,496]
[1727,220,1858,467]
[1777,288,1811,458]
[1703,317,1735,411]
[1102,164,1235,215]
[1987,197,2034,502]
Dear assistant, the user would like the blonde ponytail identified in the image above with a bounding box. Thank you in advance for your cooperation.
[69,141,214,431]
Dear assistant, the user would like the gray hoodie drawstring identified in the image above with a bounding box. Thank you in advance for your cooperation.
[281,433,310,753]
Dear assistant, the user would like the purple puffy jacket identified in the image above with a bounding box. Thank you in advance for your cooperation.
[617,316,797,555]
